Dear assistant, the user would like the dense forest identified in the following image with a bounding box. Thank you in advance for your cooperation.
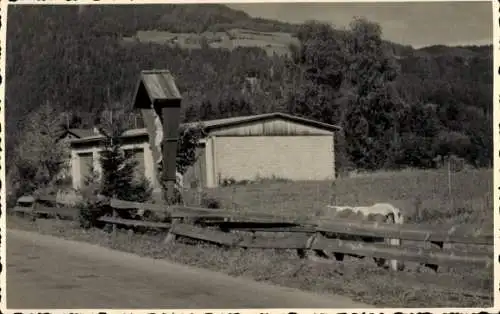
[6,4,493,177]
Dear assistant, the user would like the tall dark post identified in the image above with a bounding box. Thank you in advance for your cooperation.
[132,70,183,205]
[159,103,181,204]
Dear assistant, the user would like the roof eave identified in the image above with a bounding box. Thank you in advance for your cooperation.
[132,79,142,109]
[69,130,150,146]
[281,113,342,132]
[68,130,85,138]
[133,77,154,109]
[69,136,104,145]
[202,112,342,133]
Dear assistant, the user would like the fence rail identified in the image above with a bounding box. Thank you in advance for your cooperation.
[110,198,312,223]
[12,195,77,220]
[316,219,492,245]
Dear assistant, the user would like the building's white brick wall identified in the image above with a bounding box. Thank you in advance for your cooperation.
[213,135,334,183]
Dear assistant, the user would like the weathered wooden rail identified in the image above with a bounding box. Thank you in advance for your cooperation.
[11,195,78,221]
[98,198,493,271]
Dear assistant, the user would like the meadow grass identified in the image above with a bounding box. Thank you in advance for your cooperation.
[185,168,492,227]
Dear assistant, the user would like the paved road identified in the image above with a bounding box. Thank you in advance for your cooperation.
[7,229,373,309]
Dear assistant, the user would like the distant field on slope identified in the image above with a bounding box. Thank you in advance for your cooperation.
[122,29,298,56]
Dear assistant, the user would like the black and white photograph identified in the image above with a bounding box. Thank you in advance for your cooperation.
[2,0,496,310]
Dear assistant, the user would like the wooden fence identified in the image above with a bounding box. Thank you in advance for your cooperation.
[11,195,493,271]
[12,195,79,221]
[99,198,493,271]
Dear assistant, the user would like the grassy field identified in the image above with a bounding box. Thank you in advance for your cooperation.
[185,168,492,226]
[126,29,295,57]
[7,168,494,307]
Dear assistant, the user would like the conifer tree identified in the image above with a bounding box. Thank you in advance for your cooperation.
[97,103,152,203]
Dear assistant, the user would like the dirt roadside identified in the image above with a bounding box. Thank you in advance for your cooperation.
[7,228,373,309]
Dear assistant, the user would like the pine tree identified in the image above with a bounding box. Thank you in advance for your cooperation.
[97,104,152,203]
[99,136,138,200]
[343,17,404,170]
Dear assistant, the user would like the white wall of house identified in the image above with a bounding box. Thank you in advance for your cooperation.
[71,142,159,192]
[202,117,336,188]
[205,135,335,187]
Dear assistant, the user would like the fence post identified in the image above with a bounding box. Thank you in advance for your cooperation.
[414,196,422,222]
[297,231,333,260]
[423,241,444,272]
[388,236,402,271]
[196,186,202,206]
[164,217,180,244]
[331,180,337,206]
[313,232,334,259]
[112,208,118,237]
[386,213,403,271]
[423,240,452,272]
[127,228,134,244]
[297,232,315,259]
[30,201,37,222]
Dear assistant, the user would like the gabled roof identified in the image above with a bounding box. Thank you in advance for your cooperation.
[69,128,149,145]
[132,70,182,109]
[68,128,97,138]
[183,112,341,132]
[57,128,99,140]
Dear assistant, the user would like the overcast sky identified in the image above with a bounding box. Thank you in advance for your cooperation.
[226,2,493,48]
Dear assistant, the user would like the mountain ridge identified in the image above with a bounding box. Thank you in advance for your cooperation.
[77,4,491,57]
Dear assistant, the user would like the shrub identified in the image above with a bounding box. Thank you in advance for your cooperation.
[10,159,39,198]
[221,177,237,187]
[54,175,73,188]
[176,124,206,174]
[125,176,154,203]
[201,193,222,209]
[261,175,290,183]
[76,198,111,229]
[77,169,108,229]
[7,195,18,209]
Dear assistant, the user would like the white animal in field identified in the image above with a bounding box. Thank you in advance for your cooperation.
[319,203,404,271]
[326,203,404,224]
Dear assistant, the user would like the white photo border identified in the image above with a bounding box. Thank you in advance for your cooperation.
[0,0,497,313]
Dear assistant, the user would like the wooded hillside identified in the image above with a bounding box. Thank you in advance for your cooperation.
[6,4,492,175]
